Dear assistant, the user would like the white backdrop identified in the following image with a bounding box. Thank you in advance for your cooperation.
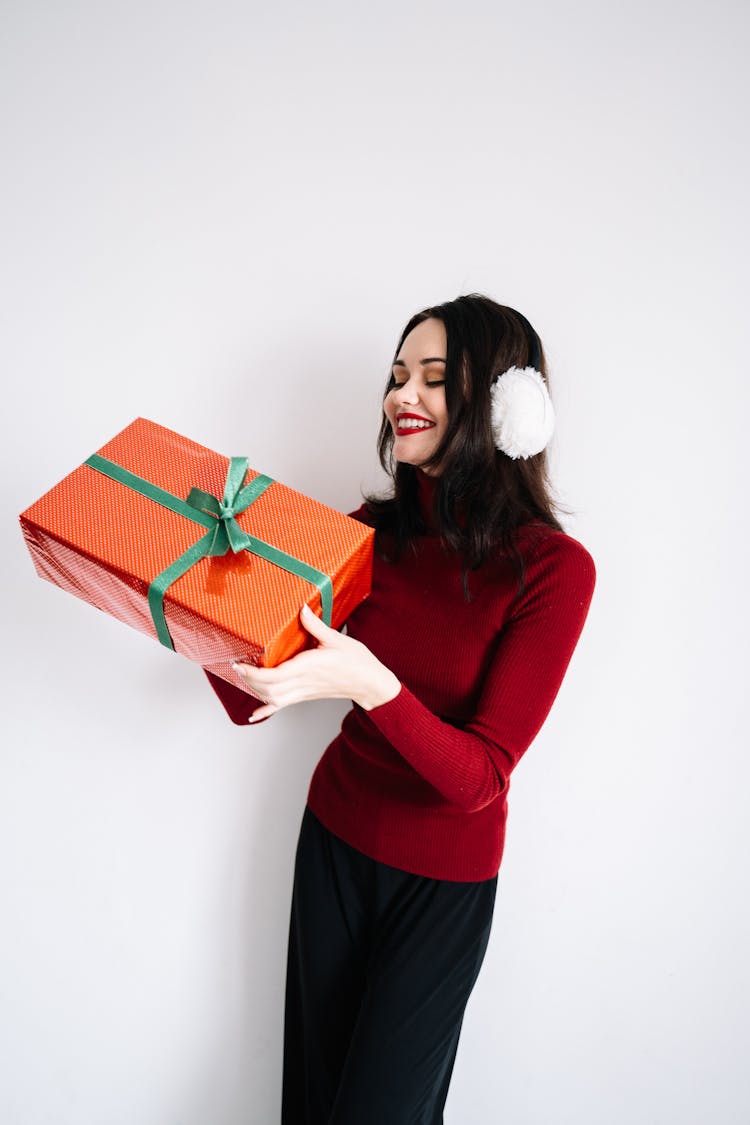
[1,1,748,1122]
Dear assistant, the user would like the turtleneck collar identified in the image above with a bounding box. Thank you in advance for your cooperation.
[415,467,441,532]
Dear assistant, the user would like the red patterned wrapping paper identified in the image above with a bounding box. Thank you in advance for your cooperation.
[19,418,374,694]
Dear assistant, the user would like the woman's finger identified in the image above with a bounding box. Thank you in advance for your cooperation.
[299,603,346,645]
[231,661,311,711]
[233,648,317,681]
[248,704,279,723]
[233,662,303,697]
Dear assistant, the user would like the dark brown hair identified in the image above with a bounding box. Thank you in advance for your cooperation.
[362,293,573,601]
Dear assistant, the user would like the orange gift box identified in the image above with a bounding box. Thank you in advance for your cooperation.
[19,418,374,692]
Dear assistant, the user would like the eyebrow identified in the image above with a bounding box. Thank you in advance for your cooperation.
[392,357,447,368]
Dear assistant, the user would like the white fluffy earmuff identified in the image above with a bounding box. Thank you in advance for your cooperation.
[489,366,555,460]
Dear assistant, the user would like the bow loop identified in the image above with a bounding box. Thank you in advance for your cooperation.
[186,458,270,556]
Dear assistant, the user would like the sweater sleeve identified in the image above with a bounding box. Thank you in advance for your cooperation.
[362,534,597,812]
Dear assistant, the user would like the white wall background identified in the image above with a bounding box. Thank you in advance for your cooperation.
[1,1,747,1122]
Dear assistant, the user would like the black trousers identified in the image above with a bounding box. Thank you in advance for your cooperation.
[281,806,498,1125]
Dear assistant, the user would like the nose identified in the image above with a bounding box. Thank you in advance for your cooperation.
[393,376,420,405]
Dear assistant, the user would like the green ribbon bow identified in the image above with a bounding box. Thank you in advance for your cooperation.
[185,456,275,556]
[84,452,333,650]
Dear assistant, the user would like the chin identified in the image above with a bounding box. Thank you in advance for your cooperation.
[394,443,438,464]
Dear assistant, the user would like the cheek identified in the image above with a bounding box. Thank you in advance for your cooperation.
[433,396,449,430]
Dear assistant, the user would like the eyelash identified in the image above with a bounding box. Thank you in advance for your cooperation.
[389,378,445,388]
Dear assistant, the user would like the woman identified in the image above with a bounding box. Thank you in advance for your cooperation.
[206,294,597,1123]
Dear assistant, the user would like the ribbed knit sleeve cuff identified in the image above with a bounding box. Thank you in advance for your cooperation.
[364,682,414,731]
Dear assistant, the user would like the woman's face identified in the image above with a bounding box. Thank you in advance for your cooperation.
[384,317,449,476]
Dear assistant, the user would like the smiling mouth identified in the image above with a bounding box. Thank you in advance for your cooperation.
[395,419,435,434]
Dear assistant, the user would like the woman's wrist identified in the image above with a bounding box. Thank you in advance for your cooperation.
[356,666,402,711]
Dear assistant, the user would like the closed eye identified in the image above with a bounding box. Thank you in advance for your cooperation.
[390,378,445,388]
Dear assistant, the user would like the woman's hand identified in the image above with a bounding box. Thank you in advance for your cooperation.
[232,603,402,722]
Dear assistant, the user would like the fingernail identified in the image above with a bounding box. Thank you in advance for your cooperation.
[301,604,313,618]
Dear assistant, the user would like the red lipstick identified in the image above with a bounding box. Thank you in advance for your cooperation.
[394,412,436,436]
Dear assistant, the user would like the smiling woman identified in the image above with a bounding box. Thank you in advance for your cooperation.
[210,293,596,1124]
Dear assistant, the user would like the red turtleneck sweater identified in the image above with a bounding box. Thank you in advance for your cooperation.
[205,469,596,881]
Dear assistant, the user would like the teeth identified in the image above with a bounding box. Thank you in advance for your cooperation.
[397,418,434,429]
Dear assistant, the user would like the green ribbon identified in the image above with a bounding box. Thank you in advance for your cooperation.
[84,452,333,649]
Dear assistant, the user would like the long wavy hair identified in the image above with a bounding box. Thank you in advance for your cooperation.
[362,293,573,601]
